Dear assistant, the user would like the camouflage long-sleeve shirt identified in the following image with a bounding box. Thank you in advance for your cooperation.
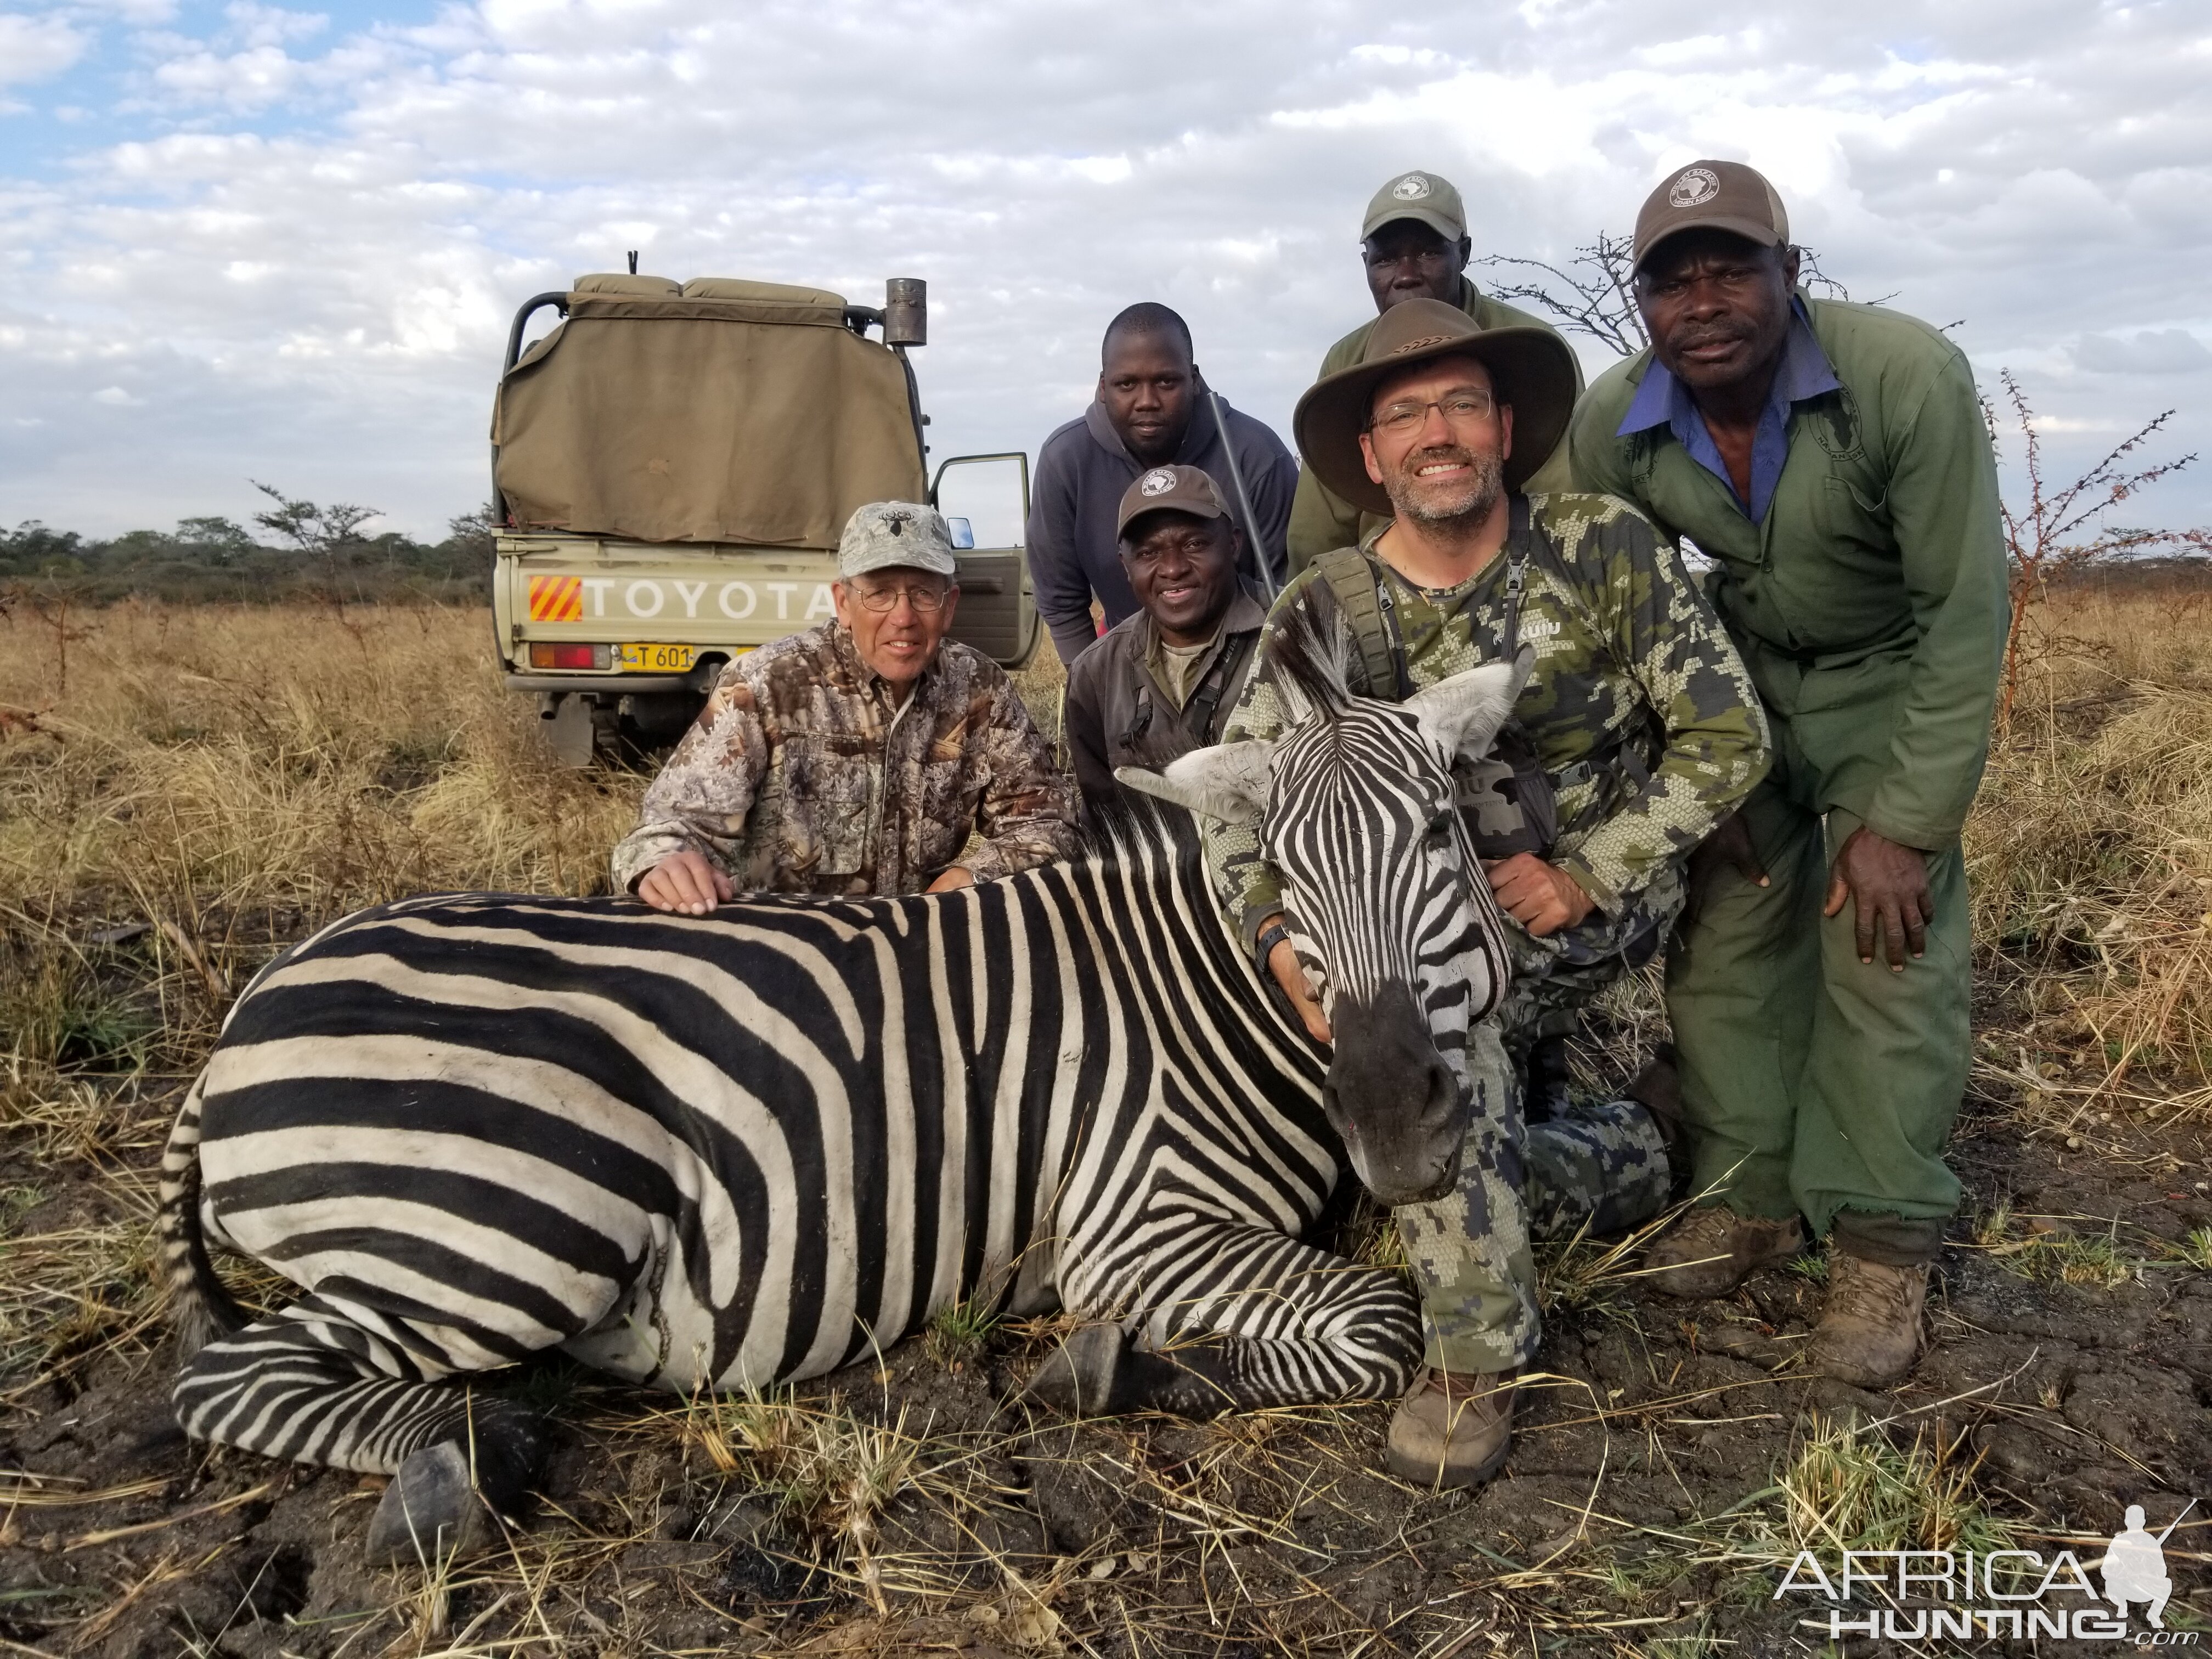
[611,622,1076,898]
[1205,492,1770,945]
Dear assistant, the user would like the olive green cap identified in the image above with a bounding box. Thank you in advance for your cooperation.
[1361,171,1466,243]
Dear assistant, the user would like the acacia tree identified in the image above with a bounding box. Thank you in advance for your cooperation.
[1987,371,2211,726]
[249,482,381,558]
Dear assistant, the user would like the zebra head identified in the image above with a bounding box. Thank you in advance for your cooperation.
[1120,611,1531,1205]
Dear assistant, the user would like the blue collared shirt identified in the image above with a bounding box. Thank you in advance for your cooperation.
[1614,298,1841,524]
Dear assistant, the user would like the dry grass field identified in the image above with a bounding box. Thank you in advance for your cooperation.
[1,590,2208,1657]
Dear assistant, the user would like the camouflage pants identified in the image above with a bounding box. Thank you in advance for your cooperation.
[1392,863,1683,1374]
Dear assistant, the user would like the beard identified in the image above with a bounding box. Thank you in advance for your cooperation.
[1384,442,1505,528]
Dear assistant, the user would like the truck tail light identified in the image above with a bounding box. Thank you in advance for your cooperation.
[529,643,610,670]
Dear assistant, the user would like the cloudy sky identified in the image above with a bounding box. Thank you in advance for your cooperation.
[3,0,2208,541]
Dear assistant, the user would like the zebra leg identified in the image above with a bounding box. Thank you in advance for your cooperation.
[1027,1223,1421,1419]
[173,1291,546,1566]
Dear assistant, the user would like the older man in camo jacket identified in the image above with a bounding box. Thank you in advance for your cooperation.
[1205,300,1769,1489]
[613,502,1075,907]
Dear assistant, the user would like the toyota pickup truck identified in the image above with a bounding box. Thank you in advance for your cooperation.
[489,272,1036,764]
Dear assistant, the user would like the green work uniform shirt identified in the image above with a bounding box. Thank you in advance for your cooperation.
[1285,278,1584,575]
[1568,295,2007,851]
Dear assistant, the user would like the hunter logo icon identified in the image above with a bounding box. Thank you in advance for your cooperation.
[1138,467,1178,496]
[882,508,912,535]
[2104,1500,2192,1628]
[1391,173,1432,201]
[1669,166,1721,208]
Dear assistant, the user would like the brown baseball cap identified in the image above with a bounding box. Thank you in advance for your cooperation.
[1115,464,1231,540]
[1292,298,1577,514]
[1633,160,1790,272]
[1361,170,1466,243]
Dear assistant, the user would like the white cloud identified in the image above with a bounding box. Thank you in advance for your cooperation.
[91,385,143,404]
[0,12,87,84]
[2072,329,2212,377]
[1,0,2209,537]
[224,2,328,48]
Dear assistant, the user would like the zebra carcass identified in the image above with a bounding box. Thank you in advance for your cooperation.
[159,620,1529,1562]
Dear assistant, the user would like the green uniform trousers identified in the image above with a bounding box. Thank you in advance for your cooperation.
[1394,868,1682,1374]
[1663,723,1970,1265]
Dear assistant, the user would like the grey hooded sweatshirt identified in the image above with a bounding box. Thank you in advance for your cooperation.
[1025,393,1296,667]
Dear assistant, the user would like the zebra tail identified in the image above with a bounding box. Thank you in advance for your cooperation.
[159,1078,246,1360]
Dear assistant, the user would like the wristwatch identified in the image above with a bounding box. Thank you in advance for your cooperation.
[1255,919,1292,967]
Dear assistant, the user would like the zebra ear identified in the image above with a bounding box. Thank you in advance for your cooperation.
[1115,741,1274,825]
[1403,645,1536,761]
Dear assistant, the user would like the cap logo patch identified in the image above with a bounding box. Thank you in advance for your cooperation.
[881,508,911,535]
[1391,173,1431,200]
[1138,467,1178,497]
[1390,334,1453,355]
[1668,167,1720,208]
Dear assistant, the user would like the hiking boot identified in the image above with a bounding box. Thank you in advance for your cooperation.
[1809,1252,1927,1387]
[1645,1205,1807,1297]
[1385,1367,1517,1489]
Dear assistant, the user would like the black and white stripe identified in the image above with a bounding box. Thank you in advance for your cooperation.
[160,617,1515,1483]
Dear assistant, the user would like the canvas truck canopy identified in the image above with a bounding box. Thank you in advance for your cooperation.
[492,277,928,548]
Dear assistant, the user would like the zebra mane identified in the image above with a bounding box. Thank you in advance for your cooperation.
[1074,788,1208,875]
[1265,598,1357,726]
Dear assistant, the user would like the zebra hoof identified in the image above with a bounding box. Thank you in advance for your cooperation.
[364,1443,496,1568]
[1020,1324,1128,1417]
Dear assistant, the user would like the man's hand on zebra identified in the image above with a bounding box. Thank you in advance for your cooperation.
[1483,853,1595,938]
[1259,915,1334,1046]
[637,848,735,915]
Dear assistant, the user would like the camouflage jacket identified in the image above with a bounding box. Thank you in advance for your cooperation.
[611,622,1077,898]
[1206,493,1770,946]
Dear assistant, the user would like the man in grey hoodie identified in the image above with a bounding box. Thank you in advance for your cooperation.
[1028,302,1296,667]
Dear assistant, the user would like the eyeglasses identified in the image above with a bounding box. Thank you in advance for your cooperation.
[1367,390,1497,436]
[850,582,951,613]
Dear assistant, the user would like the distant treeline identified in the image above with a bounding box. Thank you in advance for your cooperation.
[1,489,495,606]
[2047,554,2212,595]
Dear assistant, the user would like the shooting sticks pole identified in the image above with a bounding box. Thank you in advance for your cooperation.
[1209,390,1278,599]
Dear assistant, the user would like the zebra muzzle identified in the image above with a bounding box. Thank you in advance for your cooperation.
[1320,985,1470,1206]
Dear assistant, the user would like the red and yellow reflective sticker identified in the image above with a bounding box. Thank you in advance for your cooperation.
[527,575,583,622]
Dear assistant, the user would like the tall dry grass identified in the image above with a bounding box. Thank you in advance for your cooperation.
[0,600,644,918]
[1964,580,2212,1115]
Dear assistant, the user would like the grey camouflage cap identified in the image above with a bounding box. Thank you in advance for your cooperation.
[837,501,958,580]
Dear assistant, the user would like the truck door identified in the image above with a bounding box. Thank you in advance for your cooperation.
[933,452,1036,668]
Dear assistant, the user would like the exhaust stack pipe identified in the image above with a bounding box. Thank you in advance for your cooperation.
[884,278,927,346]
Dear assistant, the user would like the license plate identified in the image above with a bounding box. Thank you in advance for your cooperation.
[617,642,696,673]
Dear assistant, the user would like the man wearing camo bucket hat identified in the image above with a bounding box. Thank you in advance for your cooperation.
[613,501,1075,906]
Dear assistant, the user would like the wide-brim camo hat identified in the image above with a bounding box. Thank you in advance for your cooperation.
[1292,298,1578,515]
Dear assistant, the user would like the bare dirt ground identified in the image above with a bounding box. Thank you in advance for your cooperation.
[3,595,2209,1657]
